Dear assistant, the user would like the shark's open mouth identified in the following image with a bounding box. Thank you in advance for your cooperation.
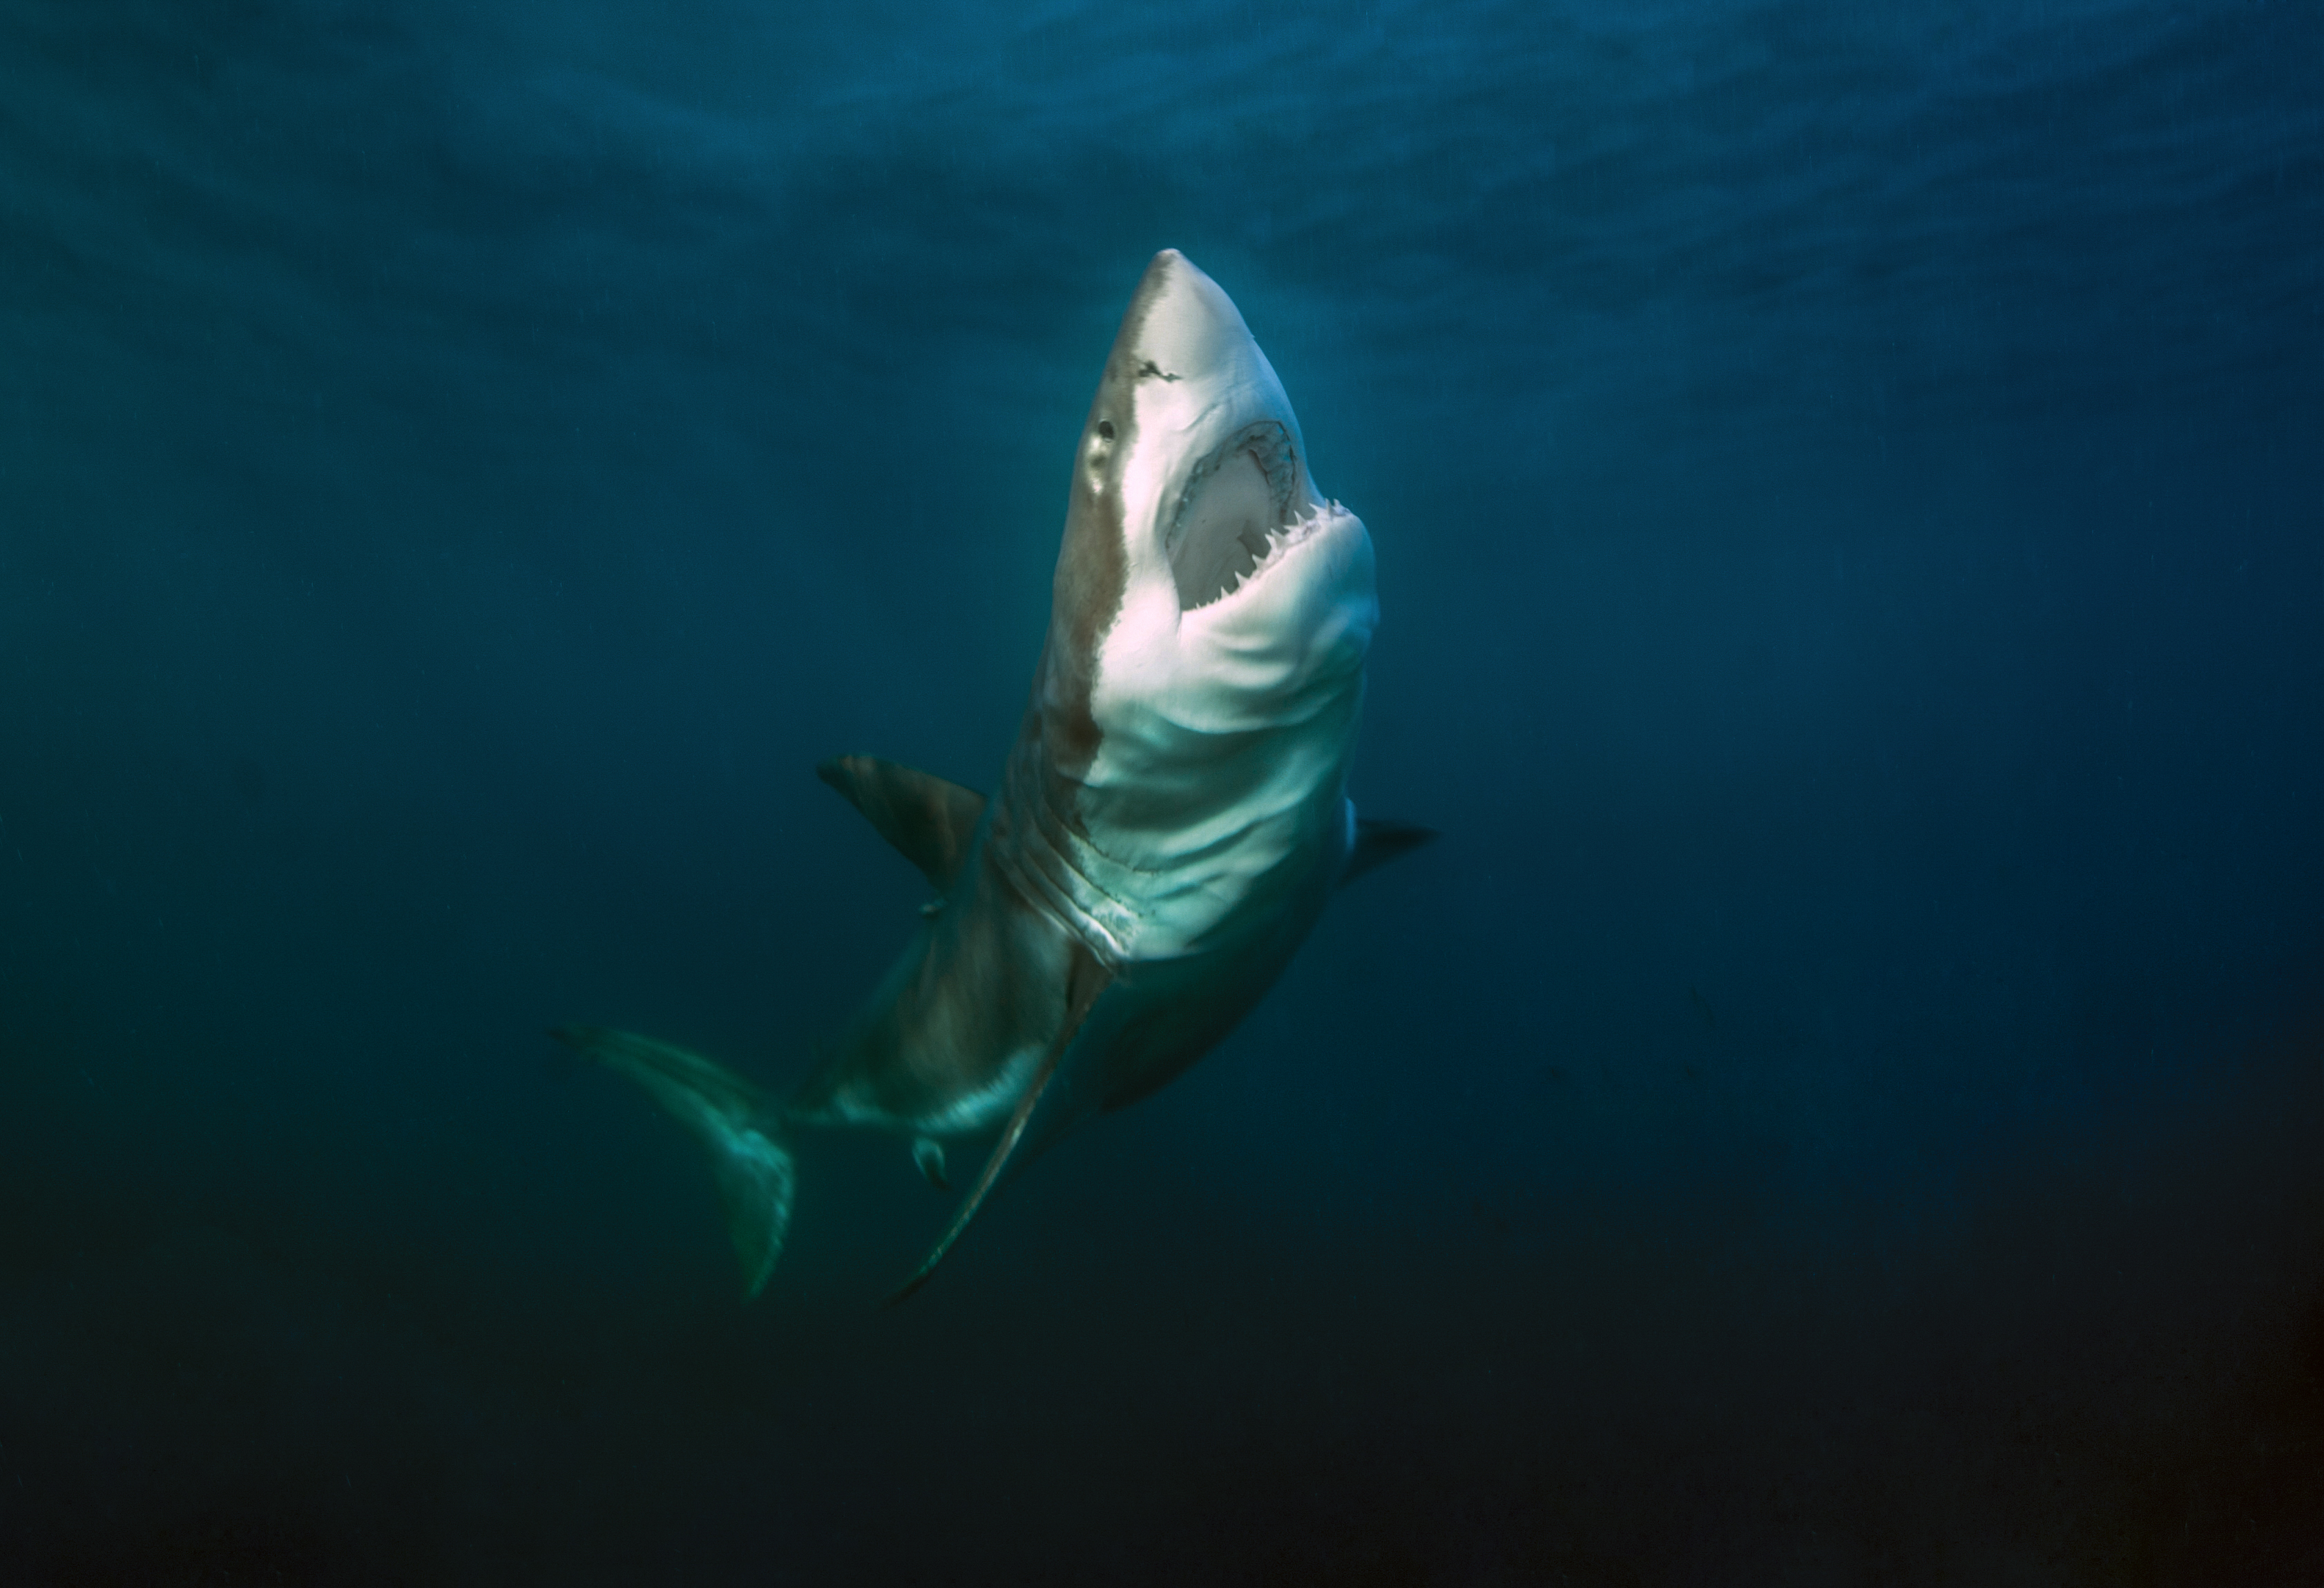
[1165,421,1316,612]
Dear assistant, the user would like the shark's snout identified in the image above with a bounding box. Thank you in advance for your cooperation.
[1132,250,1254,381]
[1111,252,1334,615]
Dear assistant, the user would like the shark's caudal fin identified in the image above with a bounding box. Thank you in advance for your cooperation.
[1343,817,1439,887]
[550,1026,796,1299]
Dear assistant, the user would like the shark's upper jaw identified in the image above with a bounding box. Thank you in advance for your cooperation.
[1093,252,1358,619]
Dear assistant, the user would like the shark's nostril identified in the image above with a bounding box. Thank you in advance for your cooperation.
[1097,420,1115,440]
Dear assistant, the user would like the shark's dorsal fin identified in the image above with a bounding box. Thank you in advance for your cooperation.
[816,755,988,892]
[885,945,1113,1305]
[1342,817,1439,887]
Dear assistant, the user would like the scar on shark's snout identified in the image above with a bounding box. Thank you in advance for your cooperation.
[1137,360,1180,382]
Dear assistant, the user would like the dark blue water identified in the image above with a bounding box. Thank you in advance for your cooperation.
[3,0,2320,1580]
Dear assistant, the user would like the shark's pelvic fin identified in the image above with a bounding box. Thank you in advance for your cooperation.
[1343,817,1439,887]
[912,1136,950,1190]
[885,946,1113,1306]
[816,755,988,893]
[550,1026,796,1299]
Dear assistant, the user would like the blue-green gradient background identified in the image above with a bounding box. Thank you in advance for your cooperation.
[3,1,2320,1580]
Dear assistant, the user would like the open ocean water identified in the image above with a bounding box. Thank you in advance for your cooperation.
[2,0,2320,1582]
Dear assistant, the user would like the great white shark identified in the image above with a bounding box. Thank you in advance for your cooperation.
[557,249,1432,1301]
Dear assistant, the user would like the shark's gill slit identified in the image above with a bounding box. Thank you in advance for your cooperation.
[1169,420,1296,611]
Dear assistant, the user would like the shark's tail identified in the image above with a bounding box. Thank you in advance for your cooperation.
[550,1025,795,1299]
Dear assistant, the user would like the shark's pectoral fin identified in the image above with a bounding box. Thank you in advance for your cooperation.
[1343,817,1439,887]
[550,1025,796,1300]
[885,947,1113,1305]
[816,755,988,892]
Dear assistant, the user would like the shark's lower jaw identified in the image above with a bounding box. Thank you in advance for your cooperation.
[1216,496,1350,605]
[1167,420,1312,612]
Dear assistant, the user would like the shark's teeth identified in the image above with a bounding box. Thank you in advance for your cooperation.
[1215,507,1329,601]
[1171,428,1358,611]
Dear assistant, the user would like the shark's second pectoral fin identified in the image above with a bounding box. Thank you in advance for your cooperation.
[885,945,1113,1305]
[550,1025,796,1300]
[1343,817,1439,887]
[816,755,988,893]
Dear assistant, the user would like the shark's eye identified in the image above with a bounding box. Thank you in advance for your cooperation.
[1096,420,1115,440]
